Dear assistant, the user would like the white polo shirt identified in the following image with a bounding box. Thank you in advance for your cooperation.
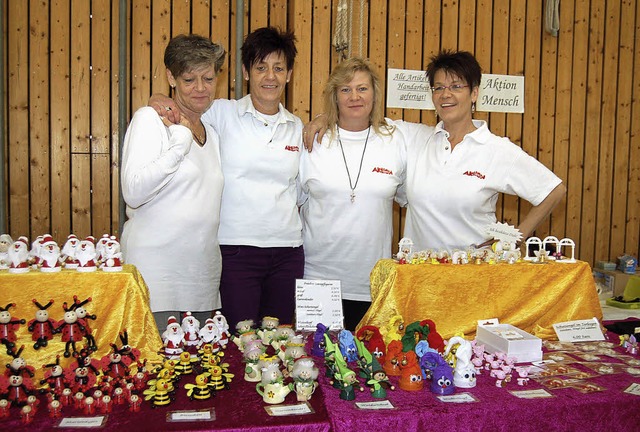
[201,95,303,247]
[298,119,410,301]
[403,119,562,252]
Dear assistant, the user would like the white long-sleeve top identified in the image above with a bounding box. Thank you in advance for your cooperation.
[121,107,224,312]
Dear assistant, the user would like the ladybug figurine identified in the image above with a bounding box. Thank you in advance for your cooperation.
[28,298,56,350]
[72,296,98,352]
[0,303,26,354]
[56,301,86,358]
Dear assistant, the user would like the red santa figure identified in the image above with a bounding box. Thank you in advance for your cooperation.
[198,318,222,351]
[39,235,62,272]
[212,311,231,348]
[28,235,45,268]
[181,312,201,357]
[0,303,26,354]
[28,299,56,350]
[76,236,97,272]
[0,234,13,269]
[162,316,185,359]
[8,237,30,274]
[56,302,86,358]
[95,234,111,264]
[101,237,123,272]
[60,234,80,269]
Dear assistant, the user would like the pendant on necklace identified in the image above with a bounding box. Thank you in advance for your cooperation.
[350,191,356,203]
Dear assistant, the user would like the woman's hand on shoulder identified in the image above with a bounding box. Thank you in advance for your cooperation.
[149,94,181,124]
[302,114,328,152]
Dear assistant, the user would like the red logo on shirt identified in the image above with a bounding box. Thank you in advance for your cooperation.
[284,145,300,152]
[372,167,393,175]
[463,170,486,179]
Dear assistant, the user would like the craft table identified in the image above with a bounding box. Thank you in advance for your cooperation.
[361,259,603,339]
[0,265,163,372]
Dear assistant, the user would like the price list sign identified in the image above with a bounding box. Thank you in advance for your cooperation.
[295,279,344,331]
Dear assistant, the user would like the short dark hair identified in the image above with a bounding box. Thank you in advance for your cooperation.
[164,34,226,78]
[241,27,297,71]
[426,50,482,89]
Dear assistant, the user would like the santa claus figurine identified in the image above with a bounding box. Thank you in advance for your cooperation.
[198,318,222,350]
[0,234,14,270]
[181,312,200,358]
[28,235,45,269]
[100,237,123,272]
[39,236,62,273]
[8,237,30,274]
[95,234,111,265]
[76,236,97,272]
[59,234,80,269]
[212,311,231,348]
[162,316,185,359]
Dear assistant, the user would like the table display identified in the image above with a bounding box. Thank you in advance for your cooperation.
[361,259,603,339]
[0,265,163,371]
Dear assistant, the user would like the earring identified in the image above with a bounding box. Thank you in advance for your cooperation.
[471,102,476,114]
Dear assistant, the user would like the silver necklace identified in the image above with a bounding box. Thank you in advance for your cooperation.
[337,126,370,203]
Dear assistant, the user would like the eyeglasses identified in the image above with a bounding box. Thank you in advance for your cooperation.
[430,84,469,94]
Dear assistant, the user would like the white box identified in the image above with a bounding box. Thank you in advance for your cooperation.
[476,324,542,363]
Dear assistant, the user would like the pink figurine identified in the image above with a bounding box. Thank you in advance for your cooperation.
[0,303,26,354]
[28,299,56,350]
[515,366,530,386]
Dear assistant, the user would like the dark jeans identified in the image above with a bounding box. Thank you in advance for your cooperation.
[219,245,304,329]
[342,299,371,331]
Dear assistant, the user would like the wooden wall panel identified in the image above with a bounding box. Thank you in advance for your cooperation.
[2,0,640,267]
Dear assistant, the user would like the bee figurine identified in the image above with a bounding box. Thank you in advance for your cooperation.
[143,378,172,407]
[174,351,196,376]
[184,373,216,401]
[207,365,234,391]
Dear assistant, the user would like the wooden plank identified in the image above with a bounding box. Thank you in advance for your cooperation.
[536,1,558,239]
[580,0,606,266]
[211,1,231,100]
[71,155,92,239]
[422,0,441,126]
[111,0,121,235]
[626,0,640,257]
[473,0,492,125]
[7,0,30,237]
[490,0,509,222]
[566,0,589,256]
[131,0,151,113]
[192,0,211,36]
[91,154,112,237]
[150,0,170,97]
[29,0,51,237]
[440,0,459,50]
[288,0,312,119]
[610,0,635,260]
[172,0,190,36]
[458,0,476,53]
[403,0,424,124]
[595,0,621,262]
[310,0,332,118]
[71,0,90,154]
[502,0,526,228]
[368,0,387,90]
[50,0,72,240]
[520,0,542,237]
[91,0,111,154]
[270,0,288,29]
[386,0,405,121]
[250,0,269,30]
[548,0,575,237]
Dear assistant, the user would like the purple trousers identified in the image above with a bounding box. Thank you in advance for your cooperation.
[219,245,304,329]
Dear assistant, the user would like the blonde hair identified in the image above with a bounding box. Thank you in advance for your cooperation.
[323,57,393,139]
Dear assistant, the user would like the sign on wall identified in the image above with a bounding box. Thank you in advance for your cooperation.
[387,69,525,113]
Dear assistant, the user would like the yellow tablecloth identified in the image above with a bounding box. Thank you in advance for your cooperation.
[360,259,603,340]
[0,264,162,377]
